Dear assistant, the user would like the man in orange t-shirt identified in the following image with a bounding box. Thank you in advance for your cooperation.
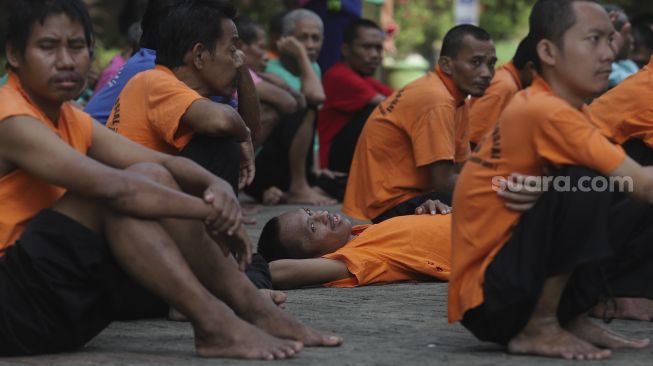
[256,199,452,289]
[343,24,497,223]
[450,0,653,360]
[589,56,653,165]
[468,37,535,147]
[0,0,340,358]
[106,7,258,193]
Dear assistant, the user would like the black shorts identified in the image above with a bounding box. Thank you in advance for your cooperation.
[0,210,165,356]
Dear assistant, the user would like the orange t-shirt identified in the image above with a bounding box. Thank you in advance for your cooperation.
[342,66,470,220]
[589,56,653,147]
[0,72,94,255]
[106,65,204,154]
[322,214,451,287]
[468,62,522,145]
[448,76,626,323]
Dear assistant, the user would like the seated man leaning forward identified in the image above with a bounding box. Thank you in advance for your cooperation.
[0,0,341,358]
[257,200,452,290]
[343,24,496,223]
[106,3,256,194]
[450,0,653,361]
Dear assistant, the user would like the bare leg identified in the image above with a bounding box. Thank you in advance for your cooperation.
[592,298,653,321]
[507,274,611,360]
[257,103,281,148]
[51,167,302,359]
[169,289,287,321]
[287,109,336,205]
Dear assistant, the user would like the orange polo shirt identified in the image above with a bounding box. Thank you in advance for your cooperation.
[322,214,451,287]
[106,65,204,154]
[589,56,653,147]
[0,72,94,254]
[468,62,522,145]
[448,76,626,323]
[342,66,470,220]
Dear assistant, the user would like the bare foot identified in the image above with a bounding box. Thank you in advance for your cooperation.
[592,298,653,321]
[287,187,337,206]
[261,289,287,308]
[195,314,303,360]
[262,186,286,205]
[241,302,343,347]
[170,289,287,321]
[566,314,650,349]
[507,317,611,360]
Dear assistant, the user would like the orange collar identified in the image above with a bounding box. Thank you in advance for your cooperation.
[6,71,59,125]
[435,65,465,106]
[503,61,523,90]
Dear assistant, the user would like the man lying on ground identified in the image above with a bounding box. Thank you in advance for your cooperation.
[257,200,451,289]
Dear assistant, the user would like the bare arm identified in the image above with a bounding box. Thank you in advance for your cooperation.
[426,160,458,194]
[236,62,262,144]
[0,116,214,220]
[269,258,350,290]
[278,36,325,106]
[610,156,653,203]
[180,99,251,142]
[256,79,299,115]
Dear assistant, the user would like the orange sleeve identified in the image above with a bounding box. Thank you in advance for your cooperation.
[145,77,205,150]
[536,109,626,174]
[408,105,456,167]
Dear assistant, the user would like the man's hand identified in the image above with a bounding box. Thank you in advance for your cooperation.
[496,173,545,212]
[211,226,252,271]
[415,199,451,215]
[203,180,242,236]
[238,138,255,189]
[277,36,306,59]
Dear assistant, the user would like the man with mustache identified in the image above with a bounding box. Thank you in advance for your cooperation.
[0,0,341,358]
[317,18,393,178]
[343,24,496,223]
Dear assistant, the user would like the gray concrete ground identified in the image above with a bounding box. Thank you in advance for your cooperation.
[1,200,652,365]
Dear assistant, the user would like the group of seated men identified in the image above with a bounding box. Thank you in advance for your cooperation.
[2,0,653,362]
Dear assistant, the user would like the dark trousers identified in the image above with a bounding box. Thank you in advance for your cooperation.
[327,104,377,174]
[372,192,453,224]
[623,138,653,166]
[461,166,653,345]
[178,134,272,289]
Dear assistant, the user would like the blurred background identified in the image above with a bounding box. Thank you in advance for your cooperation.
[0,0,652,88]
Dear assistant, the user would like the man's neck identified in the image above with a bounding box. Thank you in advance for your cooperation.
[19,82,62,123]
[172,66,210,97]
[542,70,586,109]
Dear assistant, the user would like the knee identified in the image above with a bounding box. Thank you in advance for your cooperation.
[125,162,178,189]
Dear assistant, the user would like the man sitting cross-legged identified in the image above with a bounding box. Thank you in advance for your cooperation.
[0,0,341,358]
[257,200,452,290]
[450,0,653,360]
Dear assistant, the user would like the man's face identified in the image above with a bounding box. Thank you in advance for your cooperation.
[292,19,323,62]
[552,2,615,98]
[277,208,352,258]
[446,35,496,97]
[240,27,267,73]
[202,18,243,97]
[342,27,384,77]
[8,13,91,106]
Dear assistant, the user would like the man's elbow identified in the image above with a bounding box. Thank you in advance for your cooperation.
[306,92,325,106]
[278,98,299,115]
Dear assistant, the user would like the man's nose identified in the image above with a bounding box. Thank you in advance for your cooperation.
[55,47,75,69]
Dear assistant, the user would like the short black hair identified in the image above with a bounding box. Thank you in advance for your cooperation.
[527,0,597,72]
[269,12,287,38]
[155,0,236,69]
[139,0,180,50]
[5,0,94,60]
[343,18,382,46]
[234,16,262,45]
[512,36,535,70]
[632,14,653,51]
[440,24,492,59]
[257,217,304,262]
